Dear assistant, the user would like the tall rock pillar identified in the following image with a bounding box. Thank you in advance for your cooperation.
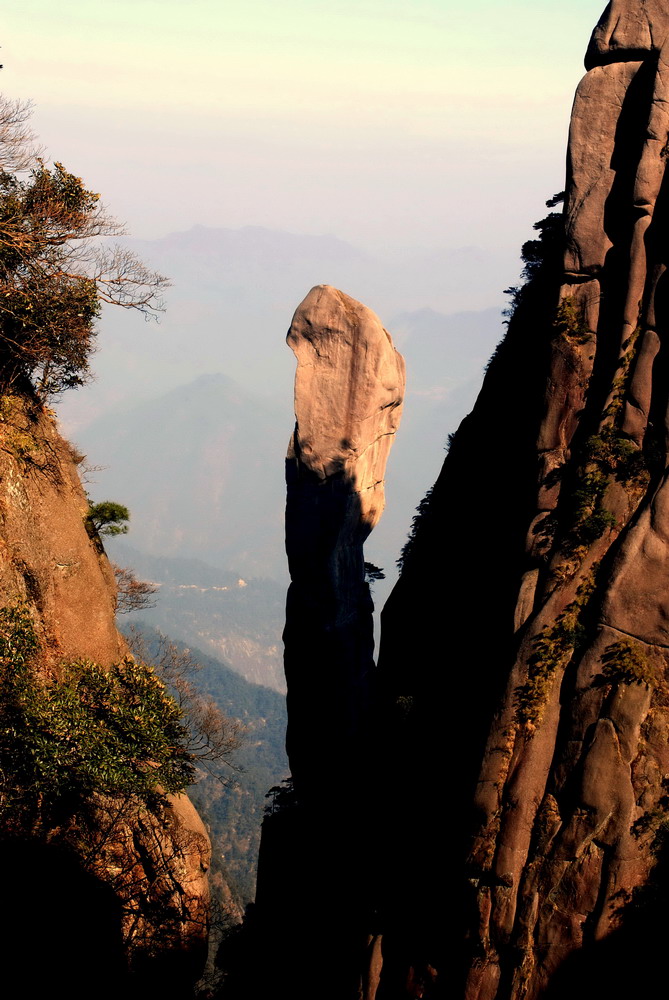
[245,285,404,1000]
[284,284,405,794]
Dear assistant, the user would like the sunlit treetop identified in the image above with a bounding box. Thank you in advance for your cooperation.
[0,95,168,397]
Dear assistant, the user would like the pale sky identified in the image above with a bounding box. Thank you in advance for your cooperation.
[1,1,605,257]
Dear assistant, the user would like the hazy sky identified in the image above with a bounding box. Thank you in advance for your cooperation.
[2,0,605,261]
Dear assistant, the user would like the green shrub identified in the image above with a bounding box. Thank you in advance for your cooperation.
[600,639,657,687]
[554,298,592,345]
[567,467,617,548]
[583,428,649,490]
[0,603,38,665]
[86,500,130,537]
[0,603,195,823]
[602,326,642,421]
[515,575,595,729]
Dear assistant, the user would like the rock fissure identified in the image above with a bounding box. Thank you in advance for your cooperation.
[598,620,669,649]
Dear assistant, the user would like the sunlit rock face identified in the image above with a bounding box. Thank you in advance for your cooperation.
[252,6,669,997]
[0,388,211,994]
[375,3,669,998]
[284,284,405,792]
[584,0,669,69]
[287,283,405,529]
[0,391,124,668]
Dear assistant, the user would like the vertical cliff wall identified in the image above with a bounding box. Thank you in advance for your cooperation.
[0,386,210,998]
[377,2,669,997]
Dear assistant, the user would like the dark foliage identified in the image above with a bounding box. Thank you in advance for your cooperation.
[0,604,197,826]
[87,500,130,537]
[0,97,167,396]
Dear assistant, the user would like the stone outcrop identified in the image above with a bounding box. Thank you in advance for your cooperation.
[375,2,669,997]
[85,792,211,991]
[284,284,405,791]
[0,386,211,995]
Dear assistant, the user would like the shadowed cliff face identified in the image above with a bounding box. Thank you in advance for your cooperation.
[377,3,669,998]
[0,386,210,996]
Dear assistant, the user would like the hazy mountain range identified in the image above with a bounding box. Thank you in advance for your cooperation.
[59,224,508,428]
[56,225,508,684]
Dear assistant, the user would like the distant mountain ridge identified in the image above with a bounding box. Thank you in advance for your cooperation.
[57,224,508,431]
[74,375,288,580]
[108,544,286,692]
[65,305,504,595]
[122,623,288,905]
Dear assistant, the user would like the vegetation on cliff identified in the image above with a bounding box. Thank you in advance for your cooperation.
[374,9,669,992]
[87,500,131,537]
[0,602,202,824]
[125,624,288,905]
[0,94,240,994]
[0,95,166,396]
[396,194,566,578]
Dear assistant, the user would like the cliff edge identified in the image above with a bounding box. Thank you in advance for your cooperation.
[0,386,211,998]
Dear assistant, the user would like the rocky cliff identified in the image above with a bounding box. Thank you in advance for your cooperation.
[0,385,211,998]
[376,2,669,997]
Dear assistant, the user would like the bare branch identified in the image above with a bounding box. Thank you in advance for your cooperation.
[112,564,159,614]
[92,246,169,314]
[0,95,170,395]
[0,97,43,173]
[125,627,245,770]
